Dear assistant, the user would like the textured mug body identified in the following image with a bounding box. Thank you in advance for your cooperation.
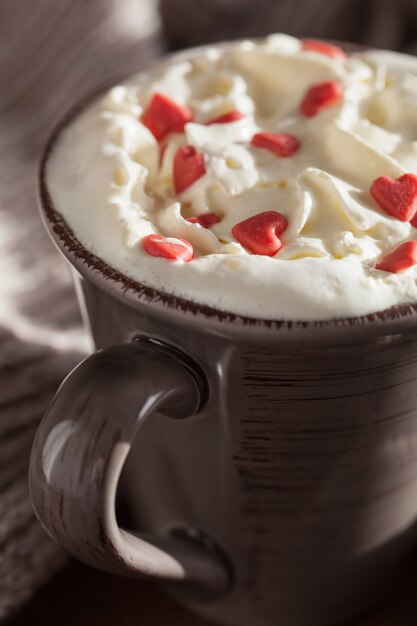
[73,267,417,626]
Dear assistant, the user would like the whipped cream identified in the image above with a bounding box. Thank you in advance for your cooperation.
[47,35,417,320]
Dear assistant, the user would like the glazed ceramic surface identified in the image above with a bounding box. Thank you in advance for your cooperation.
[29,44,417,626]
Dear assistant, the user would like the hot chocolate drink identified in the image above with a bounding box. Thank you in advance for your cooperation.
[32,35,417,626]
[47,34,417,320]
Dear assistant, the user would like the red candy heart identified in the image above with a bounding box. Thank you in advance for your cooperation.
[375,241,417,273]
[251,132,300,157]
[187,213,221,228]
[302,40,347,61]
[142,93,193,141]
[173,145,206,194]
[142,234,193,262]
[231,211,288,256]
[206,110,245,125]
[300,81,343,117]
[370,174,417,222]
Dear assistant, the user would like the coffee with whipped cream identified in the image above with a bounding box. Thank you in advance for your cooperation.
[47,34,417,320]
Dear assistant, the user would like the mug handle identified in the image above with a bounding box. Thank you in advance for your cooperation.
[29,337,229,599]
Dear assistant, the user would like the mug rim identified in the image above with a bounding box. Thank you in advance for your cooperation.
[38,40,417,338]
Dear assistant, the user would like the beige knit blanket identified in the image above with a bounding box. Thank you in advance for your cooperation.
[0,0,415,620]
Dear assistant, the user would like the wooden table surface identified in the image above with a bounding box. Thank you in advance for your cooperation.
[9,558,417,625]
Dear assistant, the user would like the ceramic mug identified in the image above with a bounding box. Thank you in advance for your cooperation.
[29,53,417,626]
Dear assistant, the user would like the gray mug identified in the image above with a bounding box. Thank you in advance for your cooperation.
[29,76,417,626]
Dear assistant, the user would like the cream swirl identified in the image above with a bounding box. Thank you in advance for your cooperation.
[47,35,417,320]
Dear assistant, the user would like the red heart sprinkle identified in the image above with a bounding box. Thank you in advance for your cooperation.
[142,234,193,262]
[142,93,193,141]
[206,110,245,125]
[370,174,417,222]
[231,211,288,256]
[173,145,206,194]
[302,40,347,61]
[300,81,343,117]
[251,132,300,157]
[187,213,221,228]
[375,241,417,273]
